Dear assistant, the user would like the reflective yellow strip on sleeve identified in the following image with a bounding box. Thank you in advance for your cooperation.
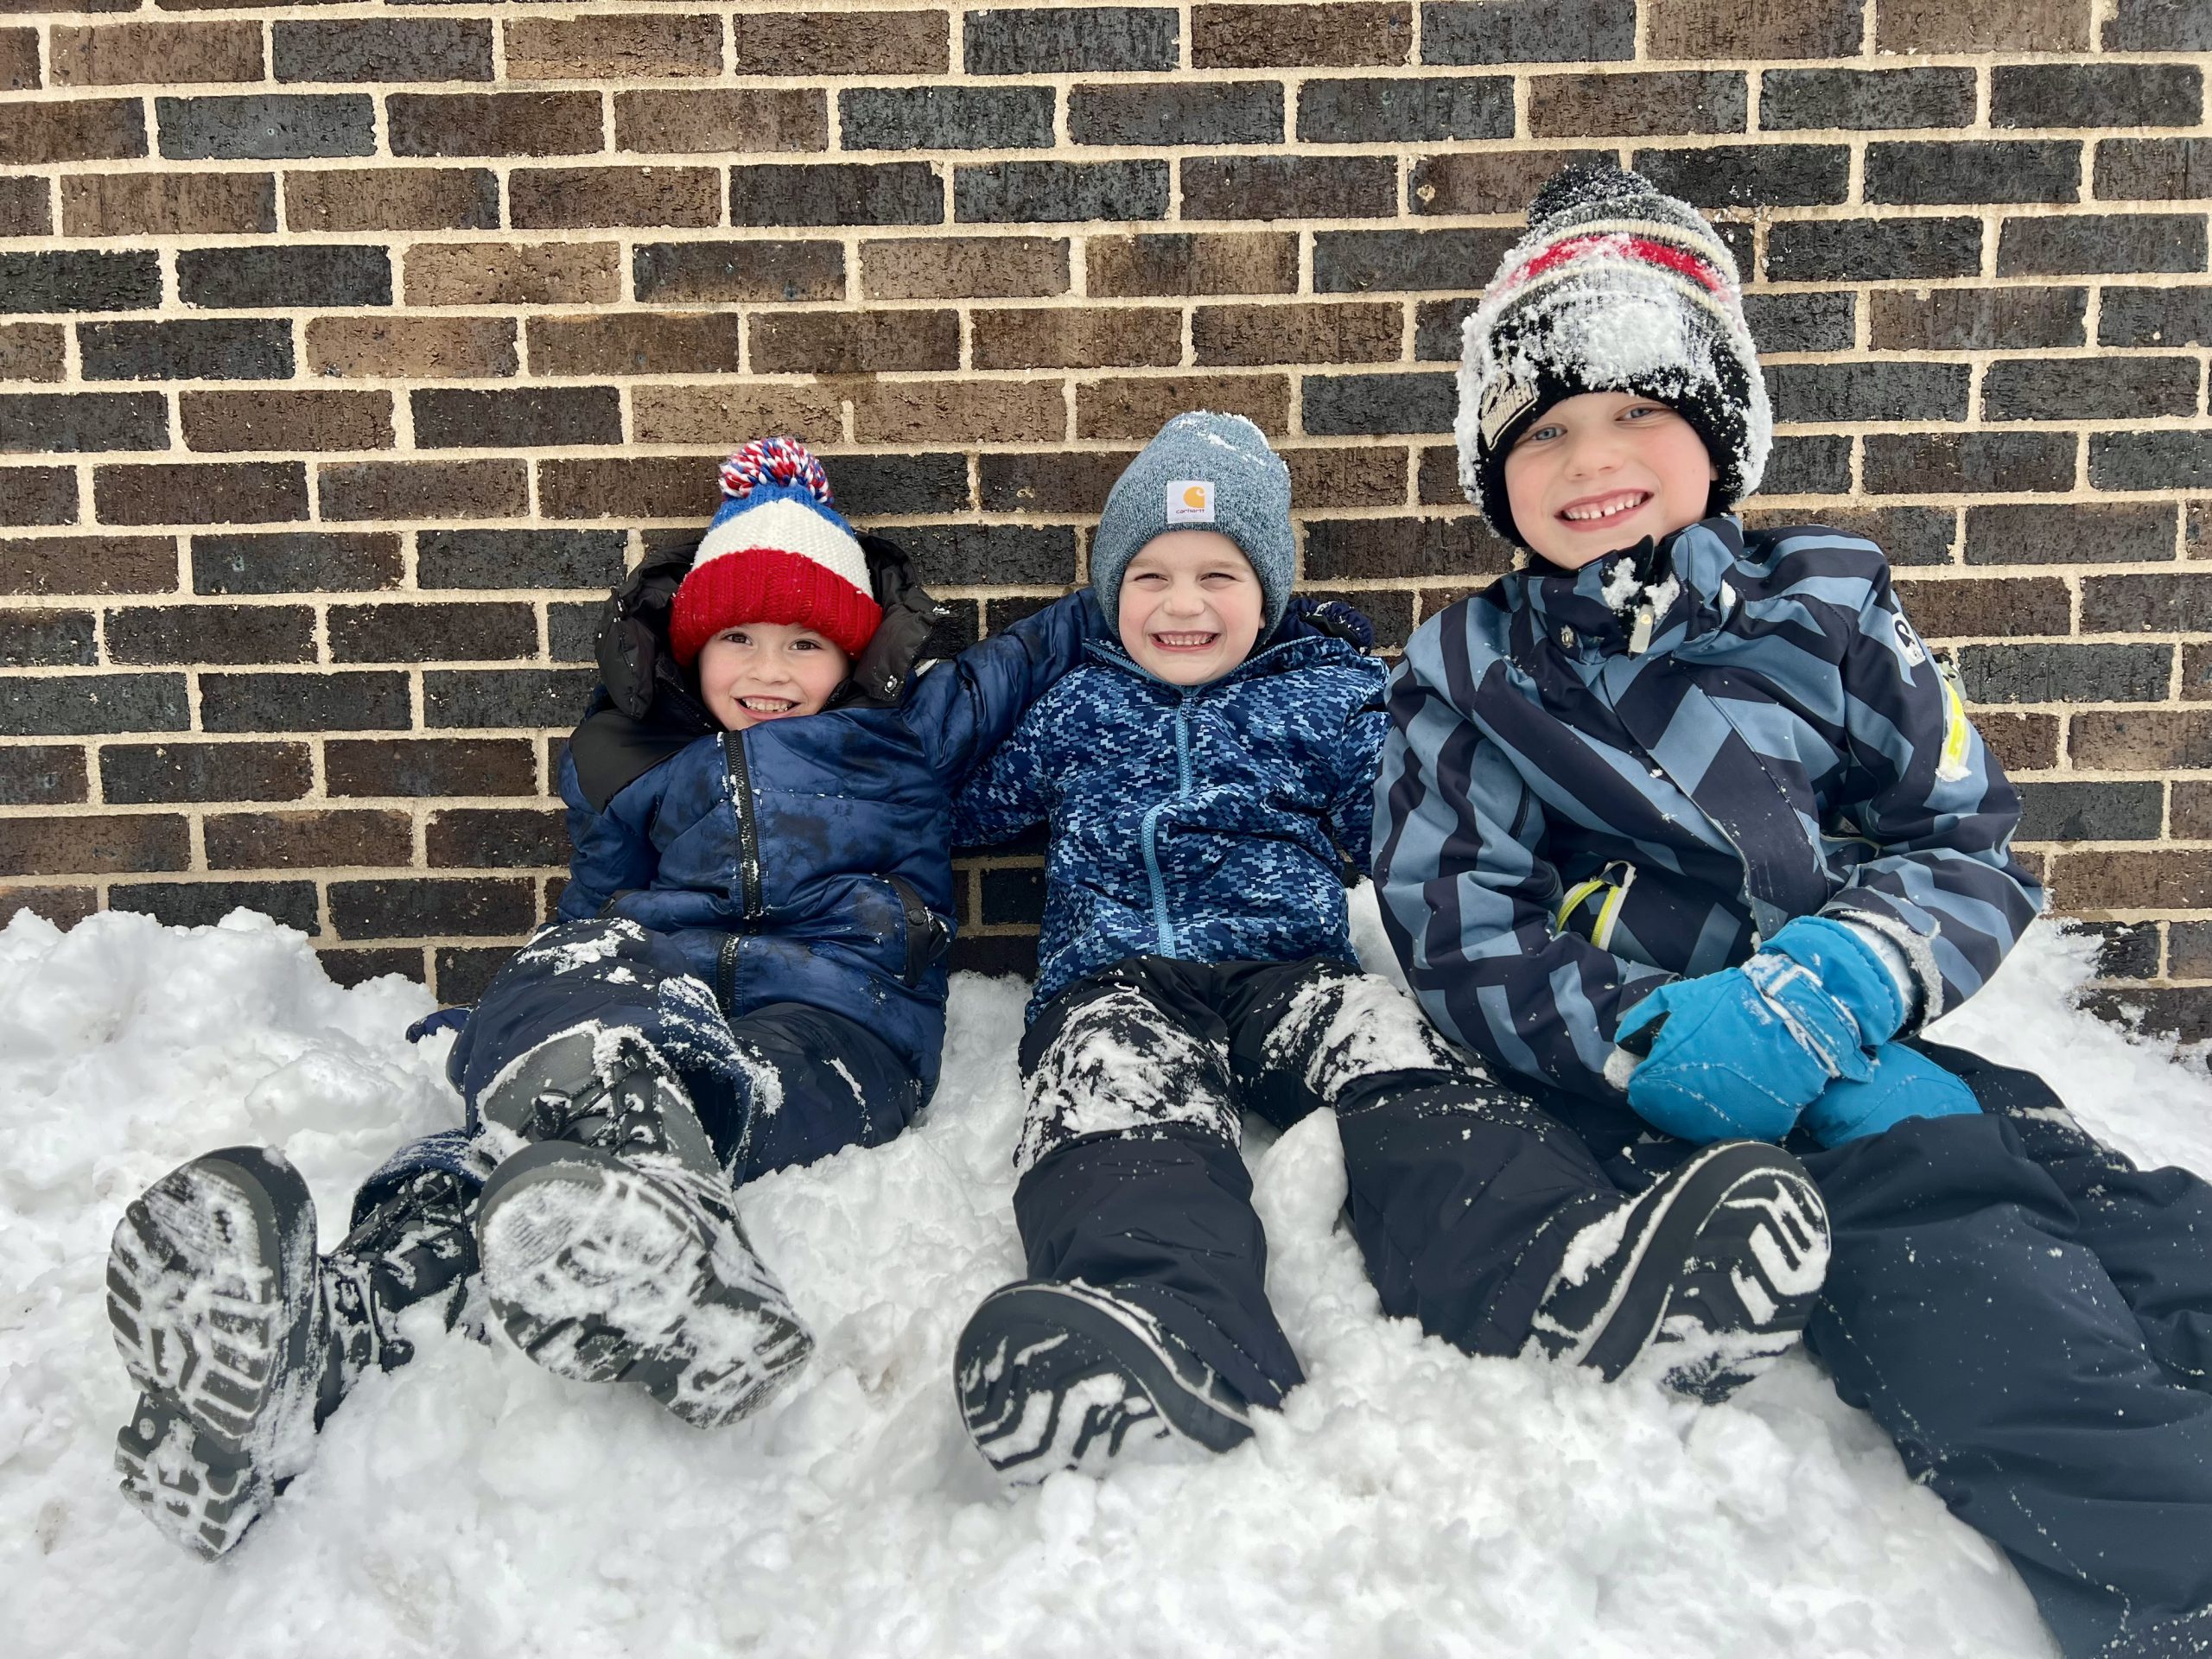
[1937,659,1973,783]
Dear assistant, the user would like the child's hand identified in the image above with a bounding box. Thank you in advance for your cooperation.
[1800,1044,1980,1147]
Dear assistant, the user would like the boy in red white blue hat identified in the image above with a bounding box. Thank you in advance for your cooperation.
[102,437,1107,1560]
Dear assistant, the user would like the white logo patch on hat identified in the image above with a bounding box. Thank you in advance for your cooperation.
[1479,374,1540,451]
[1165,480,1216,524]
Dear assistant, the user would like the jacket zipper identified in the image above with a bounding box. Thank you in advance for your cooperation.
[717,730,765,1012]
[1140,696,1195,957]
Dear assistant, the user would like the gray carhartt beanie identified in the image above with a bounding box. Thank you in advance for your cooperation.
[1089,411,1295,632]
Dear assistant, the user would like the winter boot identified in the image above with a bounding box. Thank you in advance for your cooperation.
[106,1150,474,1559]
[955,1280,1256,1484]
[1523,1140,1831,1404]
[473,1028,811,1429]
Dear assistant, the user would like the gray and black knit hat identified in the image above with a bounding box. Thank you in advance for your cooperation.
[1457,162,1770,550]
[1090,411,1296,632]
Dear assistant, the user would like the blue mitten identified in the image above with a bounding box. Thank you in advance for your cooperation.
[1612,916,1910,1145]
[1801,1044,1980,1147]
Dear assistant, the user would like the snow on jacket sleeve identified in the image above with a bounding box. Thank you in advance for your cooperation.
[556,742,660,923]
[1372,641,1675,1102]
[1812,571,2045,1022]
[901,589,1107,789]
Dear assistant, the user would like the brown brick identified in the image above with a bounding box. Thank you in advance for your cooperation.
[1647,0,1864,58]
[1895,577,2071,639]
[861,236,1069,300]
[526,313,747,376]
[614,88,826,154]
[509,167,721,231]
[731,9,950,75]
[327,736,538,798]
[0,468,77,528]
[179,390,393,454]
[285,168,499,233]
[537,455,703,519]
[2171,783,2212,840]
[0,99,144,163]
[505,16,724,80]
[0,323,66,384]
[50,22,264,86]
[94,463,306,528]
[205,810,410,871]
[1875,0,2090,54]
[850,379,1066,445]
[1193,3,1411,67]
[1869,288,2087,353]
[1089,232,1299,296]
[0,27,35,92]
[1411,149,1608,216]
[631,384,843,446]
[1077,373,1291,439]
[0,884,98,928]
[0,813,188,878]
[0,175,48,237]
[388,92,605,159]
[972,306,1183,370]
[750,309,961,374]
[330,600,536,663]
[427,806,567,868]
[317,460,529,524]
[1284,446,1411,509]
[0,534,175,596]
[2170,922,2212,978]
[60,172,274,238]
[1195,302,1402,366]
[2052,849,2212,911]
[1977,712,2060,774]
[2071,711,2212,772]
[304,315,519,379]
[1530,73,1746,138]
[403,241,621,307]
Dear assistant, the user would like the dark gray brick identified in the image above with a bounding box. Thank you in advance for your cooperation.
[1180,155,1395,220]
[820,453,972,517]
[1745,292,1855,354]
[954,161,1168,223]
[1993,64,2202,130]
[1631,143,1848,208]
[2105,0,2212,51]
[964,7,1179,73]
[102,741,313,804]
[633,239,845,303]
[331,877,532,940]
[2092,430,2212,493]
[1413,296,1478,360]
[1420,0,1634,64]
[1762,435,1853,496]
[1069,82,1282,147]
[0,251,160,315]
[177,244,391,308]
[411,386,622,448]
[418,528,625,590]
[194,531,400,594]
[840,86,1053,151]
[1960,643,2173,704]
[1314,227,1519,293]
[1760,68,1976,131]
[1998,214,2208,276]
[2101,286,2212,348]
[730,162,942,228]
[2096,138,2212,203]
[1865,432,2076,494]
[1984,357,2200,422]
[1865,141,2081,207]
[0,746,86,807]
[0,608,94,667]
[0,391,166,453]
[79,319,292,382]
[1303,514,1514,580]
[1966,503,2177,566]
[200,671,410,732]
[1303,372,1456,436]
[2017,781,2165,842]
[548,600,596,662]
[156,94,376,162]
[898,524,1077,587]
[2083,572,2212,633]
[1765,218,1982,283]
[1296,77,1511,143]
[424,667,596,729]
[1,673,188,735]
[105,602,315,665]
[111,880,318,933]
[272,18,494,84]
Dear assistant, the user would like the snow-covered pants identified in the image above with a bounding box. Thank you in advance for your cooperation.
[359,918,925,1211]
[1532,1041,2212,1659]
[1011,955,1626,1410]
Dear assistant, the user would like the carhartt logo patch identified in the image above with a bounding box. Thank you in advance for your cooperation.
[1479,374,1539,450]
[1166,480,1215,524]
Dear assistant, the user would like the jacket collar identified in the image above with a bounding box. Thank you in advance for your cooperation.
[1514,515,1747,658]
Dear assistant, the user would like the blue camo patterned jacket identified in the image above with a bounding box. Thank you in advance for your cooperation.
[952,601,1389,1020]
[1372,514,2045,1104]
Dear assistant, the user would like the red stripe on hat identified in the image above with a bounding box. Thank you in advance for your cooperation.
[1509,232,1728,298]
[671,546,882,666]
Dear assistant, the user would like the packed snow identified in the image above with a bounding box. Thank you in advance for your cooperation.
[3,896,2208,1658]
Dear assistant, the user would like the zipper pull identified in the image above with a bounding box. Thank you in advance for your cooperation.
[1628,602,1656,657]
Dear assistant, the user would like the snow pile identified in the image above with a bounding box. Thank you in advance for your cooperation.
[4,899,2209,1658]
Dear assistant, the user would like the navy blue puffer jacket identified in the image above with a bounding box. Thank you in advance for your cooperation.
[558,538,1103,1096]
[952,602,1388,1018]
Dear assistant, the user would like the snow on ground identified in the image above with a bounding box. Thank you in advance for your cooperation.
[2,895,2206,1659]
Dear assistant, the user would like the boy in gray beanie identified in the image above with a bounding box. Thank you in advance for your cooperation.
[944,412,1831,1486]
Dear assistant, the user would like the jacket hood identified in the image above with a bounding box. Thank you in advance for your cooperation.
[569,531,947,811]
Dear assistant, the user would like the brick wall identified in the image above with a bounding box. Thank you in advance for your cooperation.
[2,0,2209,1036]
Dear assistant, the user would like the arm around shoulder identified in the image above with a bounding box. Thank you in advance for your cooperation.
[906,588,1110,786]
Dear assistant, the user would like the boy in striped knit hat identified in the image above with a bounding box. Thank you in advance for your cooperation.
[1376,161,2212,1659]
[103,438,1106,1560]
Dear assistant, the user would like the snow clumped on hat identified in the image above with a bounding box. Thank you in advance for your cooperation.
[670,437,882,668]
[1089,410,1296,634]
[1457,161,1770,550]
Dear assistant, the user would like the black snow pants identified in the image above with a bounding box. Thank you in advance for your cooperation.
[357,917,925,1217]
[1009,954,1631,1411]
[1525,1040,2212,1659]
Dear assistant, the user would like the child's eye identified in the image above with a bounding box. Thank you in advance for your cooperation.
[791,638,819,651]
[1522,423,1563,445]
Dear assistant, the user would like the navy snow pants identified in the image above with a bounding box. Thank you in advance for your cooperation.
[1532,1040,2212,1659]
[1009,956,1624,1412]
[358,918,925,1215]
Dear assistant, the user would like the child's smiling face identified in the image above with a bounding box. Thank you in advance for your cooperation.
[696,621,850,731]
[1117,530,1265,685]
[1503,391,1718,570]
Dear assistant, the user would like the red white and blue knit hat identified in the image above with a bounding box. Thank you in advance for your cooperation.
[1459,162,1771,550]
[670,438,881,667]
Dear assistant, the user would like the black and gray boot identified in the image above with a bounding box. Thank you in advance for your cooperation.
[106,1150,474,1559]
[1523,1140,1831,1403]
[956,1280,1255,1484]
[473,1028,811,1429]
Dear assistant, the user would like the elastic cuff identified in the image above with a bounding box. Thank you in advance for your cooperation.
[1827,910,1945,1030]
